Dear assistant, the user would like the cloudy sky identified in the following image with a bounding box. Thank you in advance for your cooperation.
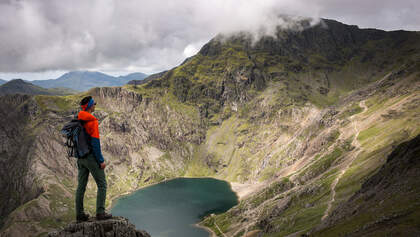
[0,0,419,81]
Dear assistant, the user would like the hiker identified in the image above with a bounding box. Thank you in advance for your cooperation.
[75,96,112,222]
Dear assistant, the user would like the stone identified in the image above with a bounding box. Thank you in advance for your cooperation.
[47,216,150,237]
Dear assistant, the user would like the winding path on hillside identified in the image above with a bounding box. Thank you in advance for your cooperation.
[213,216,227,237]
[231,101,372,236]
[322,100,367,221]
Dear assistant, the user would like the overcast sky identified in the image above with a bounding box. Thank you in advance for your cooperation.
[0,0,419,81]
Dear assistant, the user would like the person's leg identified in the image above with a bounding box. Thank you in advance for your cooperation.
[75,159,89,218]
[85,153,107,215]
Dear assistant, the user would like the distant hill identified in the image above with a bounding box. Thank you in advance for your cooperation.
[127,70,168,86]
[0,79,76,96]
[0,79,6,85]
[30,71,148,92]
[118,72,148,82]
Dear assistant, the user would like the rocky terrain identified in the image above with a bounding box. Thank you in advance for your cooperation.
[311,134,420,236]
[0,18,419,236]
[47,217,150,237]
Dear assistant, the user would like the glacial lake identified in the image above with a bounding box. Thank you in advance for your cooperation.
[111,177,239,237]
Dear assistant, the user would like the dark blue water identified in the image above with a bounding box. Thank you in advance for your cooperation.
[111,178,238,237]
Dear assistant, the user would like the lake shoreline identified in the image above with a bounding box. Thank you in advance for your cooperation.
[108,176,263,209]
[108,176,262,237]
[195,223,217,237]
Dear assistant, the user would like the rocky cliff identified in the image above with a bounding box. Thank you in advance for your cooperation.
[0,86,205,236]
[47,217,150,237]
[0,94,44,230]
[1,18,419,236]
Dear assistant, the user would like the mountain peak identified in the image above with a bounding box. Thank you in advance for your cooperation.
[3,79,36,87]
[60,70,110,78]
[29,70,148,92]
[8,78,25,83]
[0,78,75,96]
[0,78,49,96]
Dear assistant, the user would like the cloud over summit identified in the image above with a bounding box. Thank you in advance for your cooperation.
[0,0,418,74]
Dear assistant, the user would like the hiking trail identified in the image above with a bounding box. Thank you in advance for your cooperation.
[322,100,367,221]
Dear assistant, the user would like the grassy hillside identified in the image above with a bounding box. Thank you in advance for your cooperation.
[0,79,77,96]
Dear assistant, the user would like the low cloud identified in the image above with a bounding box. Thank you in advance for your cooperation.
[0,0,418,75]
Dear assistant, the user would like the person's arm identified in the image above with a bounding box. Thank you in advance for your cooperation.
[91,137,105,166]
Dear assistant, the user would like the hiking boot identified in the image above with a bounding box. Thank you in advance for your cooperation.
[96,212,112,220]
[76,213,90,222]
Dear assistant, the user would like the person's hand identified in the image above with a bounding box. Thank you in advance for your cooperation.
[100,162,106,169]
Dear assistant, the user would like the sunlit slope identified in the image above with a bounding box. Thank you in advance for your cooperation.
[200,66,420,236]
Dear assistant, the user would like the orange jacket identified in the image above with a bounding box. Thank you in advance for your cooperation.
[78,111,100,138]
[78,111,104,164]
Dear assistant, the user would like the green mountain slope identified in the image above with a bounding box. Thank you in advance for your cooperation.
[0,18,419,236]
[197,62,420,236]
[311,134,420,236]
[0,79,77,96]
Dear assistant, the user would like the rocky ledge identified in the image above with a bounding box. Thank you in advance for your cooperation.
[47,216,150,237]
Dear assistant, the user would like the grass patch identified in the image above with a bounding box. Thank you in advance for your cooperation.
[35,94,82,112]
[326,130,340,148]
[312,194,420,237]
[262,174,336,236]
[339,102,363,119]
[201,212,234,236]
[299,148,343,182]
[249,178,293,208]
[357,117,417,151]
[184,144,215,177]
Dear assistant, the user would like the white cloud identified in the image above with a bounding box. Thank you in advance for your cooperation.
[0,0,418,77]
[183,41,207,58]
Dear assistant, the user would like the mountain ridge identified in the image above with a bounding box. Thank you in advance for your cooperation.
[0,79,77,96]
[30,71,148,92]
[127,70,168,86]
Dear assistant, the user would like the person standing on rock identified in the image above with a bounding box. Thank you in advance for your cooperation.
[76,96,112,222]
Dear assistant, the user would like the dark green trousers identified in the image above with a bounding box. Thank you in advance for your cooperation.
[75,153,107,216]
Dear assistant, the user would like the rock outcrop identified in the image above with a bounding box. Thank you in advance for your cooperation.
[48,217,150,237]
[0,94,44,228]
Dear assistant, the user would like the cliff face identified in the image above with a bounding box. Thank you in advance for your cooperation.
[0,86,205,236]
[1,18,420,236]
[0,94,44,228]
